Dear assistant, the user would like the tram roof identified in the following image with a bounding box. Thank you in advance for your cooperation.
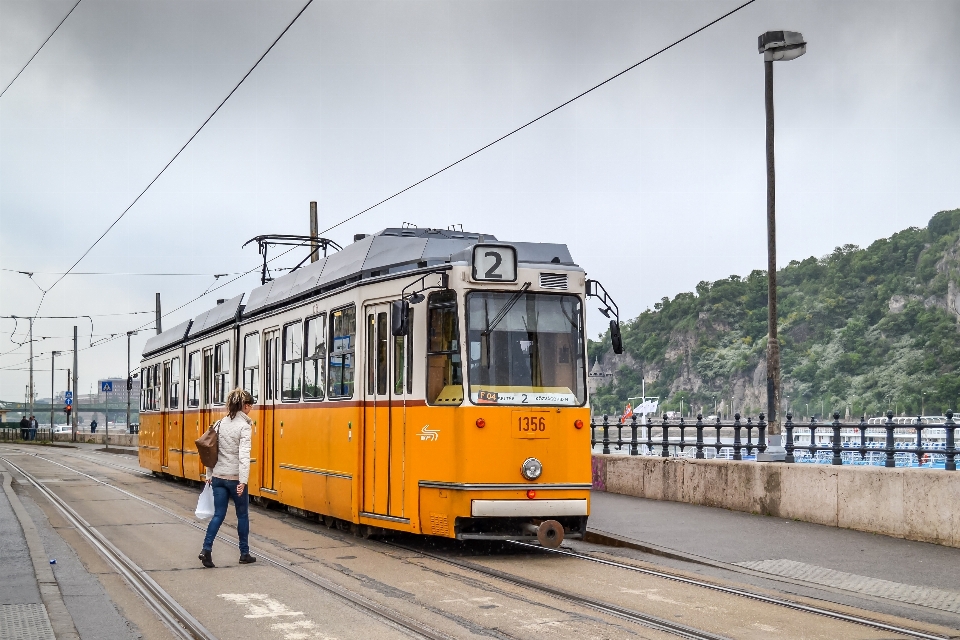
[142,227,576,358]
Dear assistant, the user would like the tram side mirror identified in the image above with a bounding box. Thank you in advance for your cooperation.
[392,300,410,337]
[610,319,623,354]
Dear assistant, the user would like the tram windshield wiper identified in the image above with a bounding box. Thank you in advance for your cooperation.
[481,282,531,336]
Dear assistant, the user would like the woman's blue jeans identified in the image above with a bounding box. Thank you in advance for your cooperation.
[202,477,249,555]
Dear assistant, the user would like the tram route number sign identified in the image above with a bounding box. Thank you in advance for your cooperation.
[472,244,517,282]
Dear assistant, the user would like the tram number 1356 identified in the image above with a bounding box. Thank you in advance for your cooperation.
[514,413,550,439]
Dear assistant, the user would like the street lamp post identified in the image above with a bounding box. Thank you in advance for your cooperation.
[50,351,61,433]
[126,331,138,435]
[757,30,806,462]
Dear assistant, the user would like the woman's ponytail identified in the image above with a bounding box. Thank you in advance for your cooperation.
[227,388,254,419]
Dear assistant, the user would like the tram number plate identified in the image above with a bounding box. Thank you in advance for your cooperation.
[512,411,551,439]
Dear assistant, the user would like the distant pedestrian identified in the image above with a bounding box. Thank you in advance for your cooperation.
[199,388,255,568]
[29,416,38,441]
[90,419,98,434]
[19,415,29,440]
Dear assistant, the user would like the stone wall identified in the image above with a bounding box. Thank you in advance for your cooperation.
[592,454,960,548]
[52,433,138,447]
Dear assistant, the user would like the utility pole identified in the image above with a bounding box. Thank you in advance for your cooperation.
[310,201,319,263]
[29,317,34,419]
[155,293,163,335]
[50,351,60,431]
[73,325,79,442]
[126,331,138,434]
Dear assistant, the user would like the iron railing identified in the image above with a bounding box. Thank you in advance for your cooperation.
[0,427,54,443]
[590,413,768,460]
[785,411,957,470]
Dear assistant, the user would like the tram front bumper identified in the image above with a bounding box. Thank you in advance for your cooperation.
[470,499,588,517]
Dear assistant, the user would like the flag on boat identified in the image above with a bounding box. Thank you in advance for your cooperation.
[621,403,633,423]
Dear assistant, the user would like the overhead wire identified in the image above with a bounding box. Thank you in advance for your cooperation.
[4,0,757,369]
[32,0,316,315]
[0,0,82,98]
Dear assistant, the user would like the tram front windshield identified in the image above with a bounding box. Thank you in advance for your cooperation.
[466,291,585,406]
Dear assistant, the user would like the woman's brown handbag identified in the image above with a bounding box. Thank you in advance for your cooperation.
[195,420,221,469]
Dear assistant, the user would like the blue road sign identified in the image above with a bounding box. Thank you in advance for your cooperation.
[100,381,113,393]
[65,391,73,406]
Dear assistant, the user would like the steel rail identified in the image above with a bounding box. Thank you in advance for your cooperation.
[508,541,951,640]
[0,456,217,640]
[9,451,454,640]
[384,540,730,640]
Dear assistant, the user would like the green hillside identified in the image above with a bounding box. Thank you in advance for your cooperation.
[589,209,960,419]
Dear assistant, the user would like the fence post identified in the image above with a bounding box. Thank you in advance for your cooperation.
[733,413,743,460]
[630,414,639,456]
[945,410,956,471]
[645,415,654,455]
[616,418,624,451]
[758,413,767,455]
[831,412,843,465]
[746,417,754,455]
[660,414,670,457]
[590,416,596,450]
[678,416,687,456]
[884,410,896,468]
[914,416,924,466]
[695,414,705,459]
[784,413,794,463]
[714,415,722,457]
[602,414,610,455]
[858,416,867,462]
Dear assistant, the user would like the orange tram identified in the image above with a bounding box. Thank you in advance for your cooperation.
[139,227,623,547]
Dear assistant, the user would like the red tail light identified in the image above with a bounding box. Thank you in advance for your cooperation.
[574,419,583,429]
[527,490,536,499]
[476,418,486,428]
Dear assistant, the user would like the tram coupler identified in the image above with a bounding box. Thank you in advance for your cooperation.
[523,520,564,548]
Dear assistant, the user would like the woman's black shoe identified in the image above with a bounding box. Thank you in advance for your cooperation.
[239,553,257,564]
[199,550,215,568]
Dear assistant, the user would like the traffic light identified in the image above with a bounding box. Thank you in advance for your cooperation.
[127,376,133,391]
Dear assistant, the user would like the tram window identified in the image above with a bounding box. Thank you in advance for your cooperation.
[243,332,259,402]
[328,305,356,398]
[213,342,230,405]
[202,348,213,406]
[367,312,388,396]
[465,291,585,406]
[281,321,302,401]
[426,290,463,405]
[140,368,146,411]
[169,357,180,409]
[394,307,413,395]
[304,315,325,400]
[150,363,161,411]
[163,361,171,409]
[187,351,200,408]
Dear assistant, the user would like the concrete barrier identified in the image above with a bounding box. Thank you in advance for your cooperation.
[52,432,138,447]
[592,454,960,548]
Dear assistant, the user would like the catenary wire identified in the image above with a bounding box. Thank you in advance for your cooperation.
[0,0,82,98]
[315,0,759,238]
[33,0,315,315]
[9,0,756,361]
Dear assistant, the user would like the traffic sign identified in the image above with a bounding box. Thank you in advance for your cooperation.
[65,391,73,406]
[100,381,113,393]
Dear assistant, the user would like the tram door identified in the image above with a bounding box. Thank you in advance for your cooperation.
[261,329,280,492]
[363,304,407,517]
[161,358,184,475]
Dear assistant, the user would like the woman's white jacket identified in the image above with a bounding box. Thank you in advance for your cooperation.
[207,412,252,484]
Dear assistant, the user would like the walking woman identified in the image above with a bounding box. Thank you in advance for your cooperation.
[199,388,256,568]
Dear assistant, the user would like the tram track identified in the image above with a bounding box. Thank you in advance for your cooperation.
[0,455,217,640]
[9,447,956,640]
[0,451,455,640]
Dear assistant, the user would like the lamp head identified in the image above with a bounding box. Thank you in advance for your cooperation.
[758,30,806,61]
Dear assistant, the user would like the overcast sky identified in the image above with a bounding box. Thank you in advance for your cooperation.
[2,0,959,404]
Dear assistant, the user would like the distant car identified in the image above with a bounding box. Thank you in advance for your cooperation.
[52,425,72,434]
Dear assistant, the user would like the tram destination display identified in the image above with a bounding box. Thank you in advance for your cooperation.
[471,244,517,282]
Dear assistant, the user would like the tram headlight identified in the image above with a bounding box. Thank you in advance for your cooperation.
[521,457,542,481]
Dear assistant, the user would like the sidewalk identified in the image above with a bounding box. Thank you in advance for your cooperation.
[584,491,960,629]
[0,459,140,639]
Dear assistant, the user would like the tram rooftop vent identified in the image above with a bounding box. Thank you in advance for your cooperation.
[539,272,568,290]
